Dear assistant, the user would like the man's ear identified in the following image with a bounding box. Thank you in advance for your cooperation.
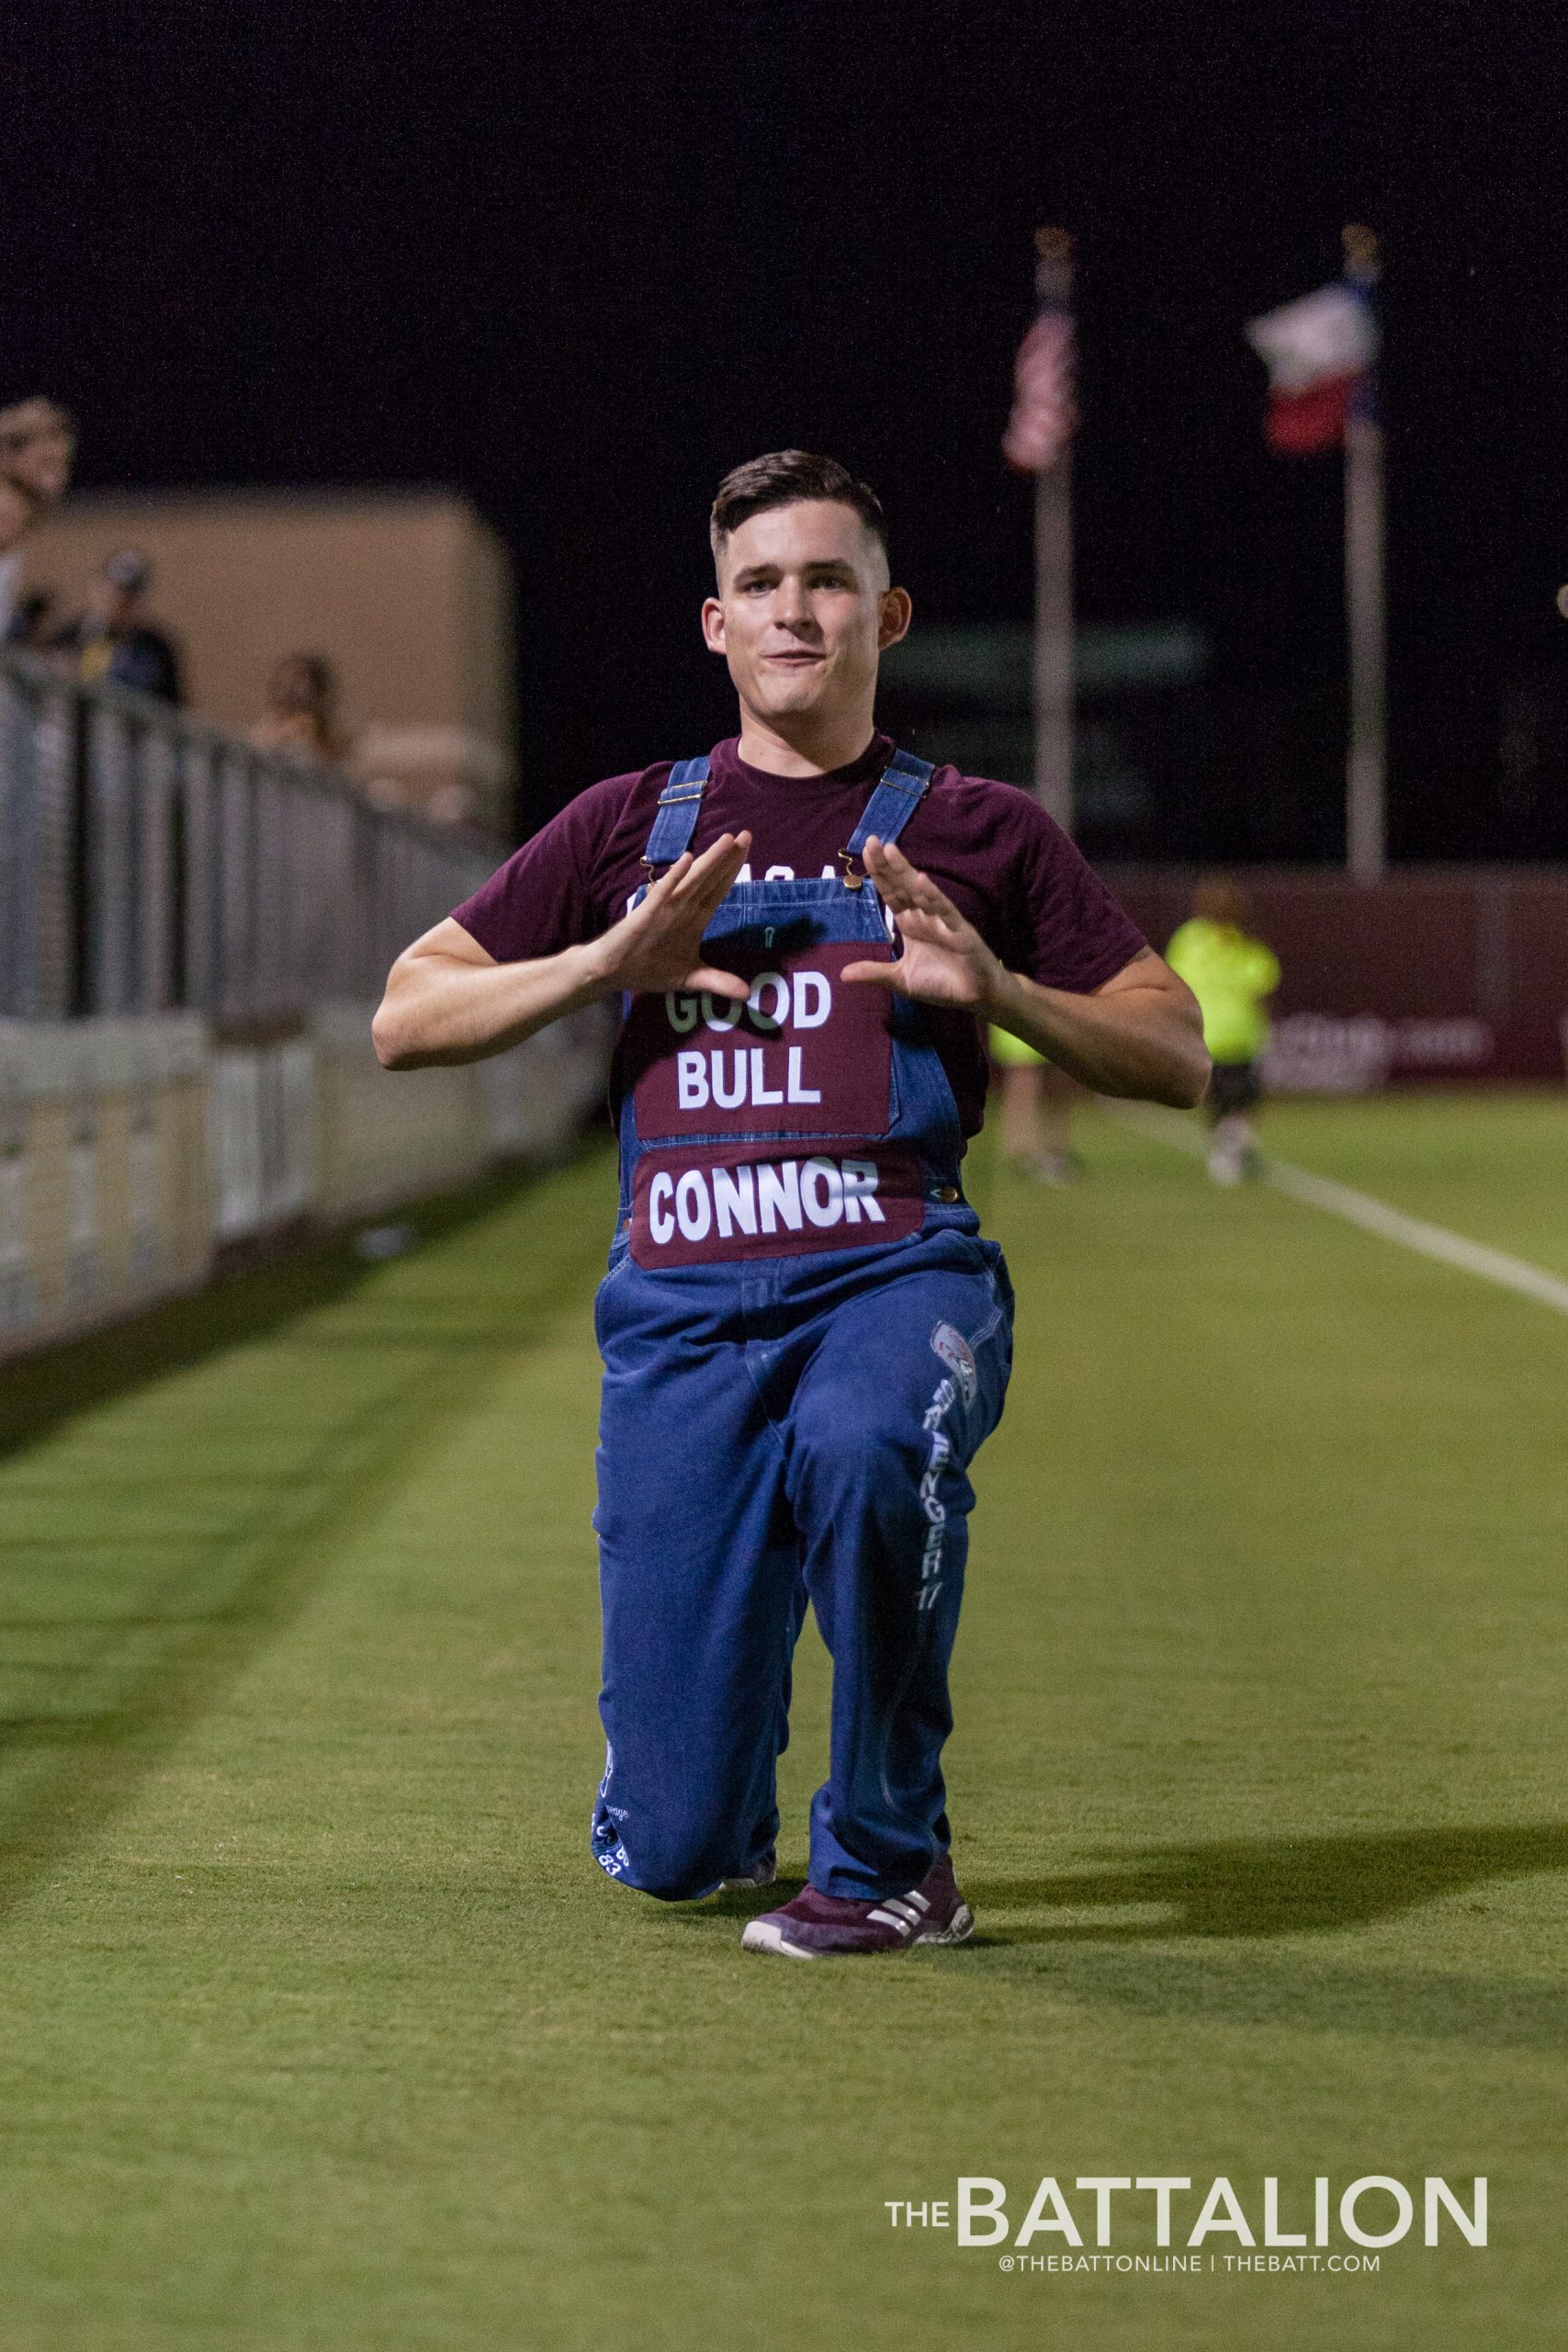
[701,595,727,654]
[877,586,912,652]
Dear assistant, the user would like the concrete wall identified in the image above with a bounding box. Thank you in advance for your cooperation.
[0,1014,209,1351]
[309,1001,610,1222]
[0,1003,612,1362]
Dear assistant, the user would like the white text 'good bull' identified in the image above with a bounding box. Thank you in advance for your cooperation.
[674,1046,821,1111]
[663,970,832,1035]
[627,941,893,1148]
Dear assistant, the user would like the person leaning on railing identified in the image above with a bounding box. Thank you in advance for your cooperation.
[0,397,74,504]
[0,478,40,639]
[251,650,353,766]
[57,548,184,707]
[0,397,75,638]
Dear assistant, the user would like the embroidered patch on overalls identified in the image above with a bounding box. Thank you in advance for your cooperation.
[930,1319,978,1406]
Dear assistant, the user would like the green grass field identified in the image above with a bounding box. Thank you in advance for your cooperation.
[0,1093,1564,2349]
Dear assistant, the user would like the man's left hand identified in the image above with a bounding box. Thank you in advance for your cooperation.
[840,834,1211,1109]
[840,836,1002,1011]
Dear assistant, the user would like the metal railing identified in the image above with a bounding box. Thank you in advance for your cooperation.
[0,649,498,1023]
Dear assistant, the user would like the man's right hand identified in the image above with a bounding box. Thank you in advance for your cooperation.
[372,828,753,1069]
[581,830,753,1001]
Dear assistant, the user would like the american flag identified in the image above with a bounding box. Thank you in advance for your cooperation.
[1002,306,1077,473]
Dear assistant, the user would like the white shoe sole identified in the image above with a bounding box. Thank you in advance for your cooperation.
[741,1902,975,1959]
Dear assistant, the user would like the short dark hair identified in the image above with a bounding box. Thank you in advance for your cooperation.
[709,450,889,570]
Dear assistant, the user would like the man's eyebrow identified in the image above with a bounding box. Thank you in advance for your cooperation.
[731,558,859,585]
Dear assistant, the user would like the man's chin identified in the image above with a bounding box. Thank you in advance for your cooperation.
[748,675,830,717]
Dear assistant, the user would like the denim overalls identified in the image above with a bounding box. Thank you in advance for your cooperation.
[591,749,1015,1902]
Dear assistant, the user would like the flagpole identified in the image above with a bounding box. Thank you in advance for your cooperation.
[1031,226,1076,832]
[1342,222,1386,883]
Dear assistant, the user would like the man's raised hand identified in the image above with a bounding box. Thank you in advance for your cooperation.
[840,836,1003,1012]
[584,830,753,1001]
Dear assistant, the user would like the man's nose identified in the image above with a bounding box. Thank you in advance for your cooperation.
[772,585,818,633]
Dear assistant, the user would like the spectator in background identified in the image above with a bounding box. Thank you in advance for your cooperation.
[252,650,352,765]
[423,778,479,827]
[61,548,184,704]
[1166,878,1280,1185]
[0,397,75,635]
[0,398,76,505]
[6,589,60,650]
[0,477,41,637]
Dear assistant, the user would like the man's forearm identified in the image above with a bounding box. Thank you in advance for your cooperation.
[373,941,608,1070]
[984,966,1210,1108]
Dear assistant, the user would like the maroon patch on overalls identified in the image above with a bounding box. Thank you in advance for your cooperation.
[628,1142,926,1268]
[623,939,896,1142]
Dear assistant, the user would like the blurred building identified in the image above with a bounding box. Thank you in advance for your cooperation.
[18,486,516,833]
[878,619,1207,856]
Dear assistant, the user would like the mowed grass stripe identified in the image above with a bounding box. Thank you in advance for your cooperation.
[0,1105,1561,2350]
[1269,1155,1568,1313]
[1264,1091,1568,1283]
[0,1157,613,1900]
[1111,1095,1568,1314]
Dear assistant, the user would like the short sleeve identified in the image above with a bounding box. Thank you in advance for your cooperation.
[1013,806,1147,992]
[448,777,630,963]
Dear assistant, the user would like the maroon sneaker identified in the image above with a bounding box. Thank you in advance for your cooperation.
[740,1853,973,1958]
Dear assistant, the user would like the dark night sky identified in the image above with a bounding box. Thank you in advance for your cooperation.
[6,0,1568,860]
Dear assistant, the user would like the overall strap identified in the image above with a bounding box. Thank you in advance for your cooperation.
[840,749,936,888]
[640,756,710,871]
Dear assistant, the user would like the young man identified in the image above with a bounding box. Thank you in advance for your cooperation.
[374,452,1208,1959]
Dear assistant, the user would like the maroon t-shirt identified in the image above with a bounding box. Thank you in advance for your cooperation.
[451,732,1145,1139]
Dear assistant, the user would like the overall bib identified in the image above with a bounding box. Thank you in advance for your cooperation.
[591,750,1015,1903]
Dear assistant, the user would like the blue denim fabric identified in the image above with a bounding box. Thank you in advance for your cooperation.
[591,1226,1013,1900]
[591,803,1015,1902]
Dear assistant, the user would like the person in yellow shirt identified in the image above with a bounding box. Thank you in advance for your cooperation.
[1166,879,1280,1184]
[987,1023,1080,1184]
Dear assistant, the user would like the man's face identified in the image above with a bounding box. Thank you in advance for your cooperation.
[702,499,910,727]
[2,426,73,504]
[87,576,137,630]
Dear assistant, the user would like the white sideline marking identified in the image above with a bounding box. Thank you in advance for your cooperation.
[1111,1103,1568,1320]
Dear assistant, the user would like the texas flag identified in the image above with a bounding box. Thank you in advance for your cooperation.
[1246,281,1377,455]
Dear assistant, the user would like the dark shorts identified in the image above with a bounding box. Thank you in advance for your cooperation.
[1208,1059,1261,1117]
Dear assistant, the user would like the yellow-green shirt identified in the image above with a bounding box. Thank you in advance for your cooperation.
[1166,918,1280,1065]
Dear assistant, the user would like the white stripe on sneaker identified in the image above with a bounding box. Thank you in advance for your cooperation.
[867,1907,915,1933]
